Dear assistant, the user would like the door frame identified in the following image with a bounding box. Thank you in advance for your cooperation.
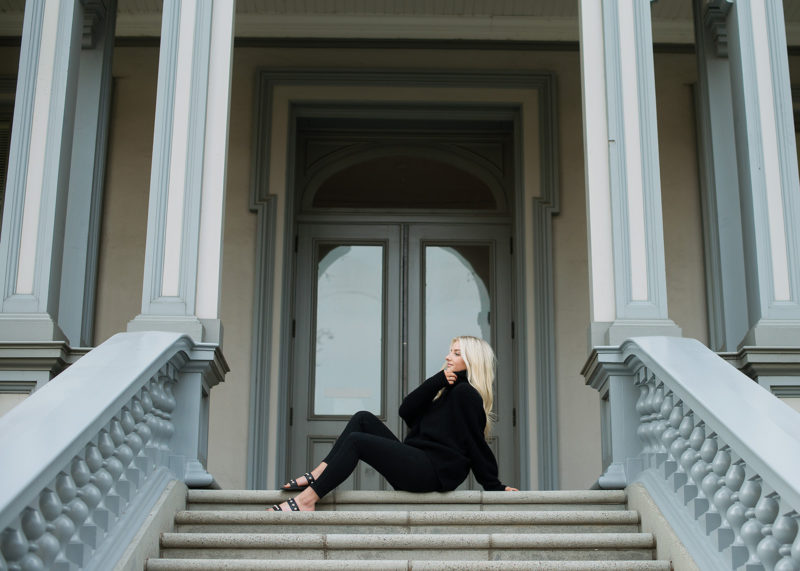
[246,68,561,491]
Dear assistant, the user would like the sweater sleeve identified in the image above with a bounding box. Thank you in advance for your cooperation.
[399,371,448,428]
[458,387,505,491]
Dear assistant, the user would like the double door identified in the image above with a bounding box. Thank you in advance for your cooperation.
[288,222,515,490]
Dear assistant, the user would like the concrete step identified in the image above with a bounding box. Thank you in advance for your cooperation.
[174,509,641,534]
[147,559,673,570]
[186,490,629,512]
[158,531,657,561]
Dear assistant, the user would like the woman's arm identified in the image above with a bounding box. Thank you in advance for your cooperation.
[399,371,448,428]
[458,387,506,491]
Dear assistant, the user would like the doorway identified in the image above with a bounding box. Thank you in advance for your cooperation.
[285,111,518,489]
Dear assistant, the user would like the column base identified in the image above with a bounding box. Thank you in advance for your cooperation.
[589,319,682,348]
[738,319,800,348]
[0,313,68,343]
[127,316,223,344]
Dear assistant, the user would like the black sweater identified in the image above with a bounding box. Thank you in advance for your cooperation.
[399,370,505,491]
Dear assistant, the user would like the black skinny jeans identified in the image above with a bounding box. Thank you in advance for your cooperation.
[308,410,440,498]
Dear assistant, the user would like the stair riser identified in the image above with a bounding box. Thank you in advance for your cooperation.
[159,548,656,561]
[187,503,628,512]
[175,523,641,534]
[147,559,673,571]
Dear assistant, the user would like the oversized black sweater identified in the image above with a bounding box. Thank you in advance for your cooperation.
[399,370,505,491]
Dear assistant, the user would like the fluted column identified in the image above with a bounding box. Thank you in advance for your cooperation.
[0,0,83,343]
[580,0,681,348]
[127,0,236,344]
[726,0,800,347]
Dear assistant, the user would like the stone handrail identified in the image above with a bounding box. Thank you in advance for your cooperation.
[0,332,227,571]
[583,336,800,571]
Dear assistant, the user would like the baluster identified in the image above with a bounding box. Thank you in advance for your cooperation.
[20,507,60,567]
[1,528,38,571]
[758,512,798,571]
[678,423,705,502]
[668,412,695,491]
[740,492,780,567]
[726,477,763,568]
[688,433,718,518]
[39,489,75,546]
[651,390,673,461]
[700,448,731,533]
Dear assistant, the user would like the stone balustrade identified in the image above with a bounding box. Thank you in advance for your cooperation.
[0,332,227,571]
[583,336,800,570]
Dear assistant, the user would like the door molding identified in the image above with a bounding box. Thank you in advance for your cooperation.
[246,68,561,490]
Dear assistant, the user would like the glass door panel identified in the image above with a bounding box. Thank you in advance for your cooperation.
[290,224,400,491]
[314,245,384,416]
[408,224,515,490]
[424,245,492,377]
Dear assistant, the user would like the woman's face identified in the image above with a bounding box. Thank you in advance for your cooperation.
[446,341,467,372]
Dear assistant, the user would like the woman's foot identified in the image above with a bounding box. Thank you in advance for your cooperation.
[280,463,327,491]
[270,487,319,512]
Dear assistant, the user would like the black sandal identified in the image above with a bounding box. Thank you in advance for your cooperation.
[281,472,316,491]
[271,498,300,511]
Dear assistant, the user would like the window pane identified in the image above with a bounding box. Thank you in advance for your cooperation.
[424,245,492,377]
[314,245,383,415]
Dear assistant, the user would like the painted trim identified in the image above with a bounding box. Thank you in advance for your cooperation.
[245,196,278,489]
[528,77,560,491]
[0,0,43,307]
[603,0,669,321]
[138,1,219,322]
[764,0,800,311]
[730,0,800,330]
[246,69,561,491]
[196,0,235,321]
[579,0,615,325]
[140,1,180,315]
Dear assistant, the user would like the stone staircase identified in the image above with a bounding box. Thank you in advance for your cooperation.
[145,490,672,570]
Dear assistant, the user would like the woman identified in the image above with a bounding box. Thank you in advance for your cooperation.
[271,336,518,512]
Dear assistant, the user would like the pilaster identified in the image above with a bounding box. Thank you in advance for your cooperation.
[579,0,681,349]
[0,0,83,342]
[58,0,117,347]
[693,0,748,352]
[128,0,235,345]
[727,0,800,347]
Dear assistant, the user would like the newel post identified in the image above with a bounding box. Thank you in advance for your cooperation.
[582,346,643,488]
[169,343,229,487]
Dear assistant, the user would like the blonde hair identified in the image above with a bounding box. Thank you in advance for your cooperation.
[437,336,496,439]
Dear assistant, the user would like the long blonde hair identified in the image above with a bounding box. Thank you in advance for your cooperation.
[437,336,496,439]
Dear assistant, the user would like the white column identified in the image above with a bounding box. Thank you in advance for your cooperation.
[0,0,82,343]
[580,0,681,348]
[727,0,800,347]
[128,0,236,344]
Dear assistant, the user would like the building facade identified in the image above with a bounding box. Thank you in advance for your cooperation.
[1,0,799,500]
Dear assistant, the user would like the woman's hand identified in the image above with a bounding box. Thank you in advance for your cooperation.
[504,486,519,492]
[444,368,457,385]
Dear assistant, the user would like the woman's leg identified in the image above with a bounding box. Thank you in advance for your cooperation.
[309,433,439,499]
[323,410,399,462]
[284,410,397,489]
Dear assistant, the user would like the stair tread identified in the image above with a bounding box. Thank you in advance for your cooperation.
[175,509,640,524]
[147,558,672,570]
[160,531,656,549]
[187,490,628,505]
